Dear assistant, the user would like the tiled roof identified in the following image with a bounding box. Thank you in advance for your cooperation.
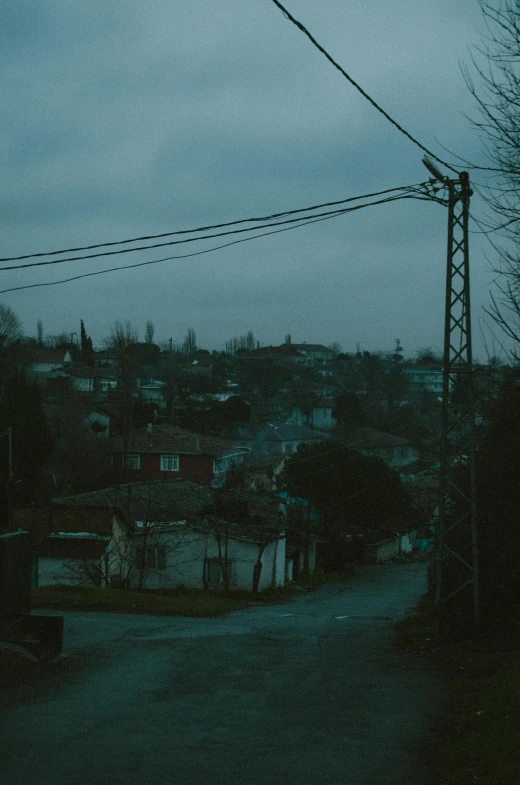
[110,424,249,457]
[224,423,324,443]
[236,345,306,358]
[53,480,213,522]
[291,344,332,353]
[33,348,70,363]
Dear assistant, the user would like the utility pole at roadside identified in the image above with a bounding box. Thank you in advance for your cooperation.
[423,157,479,634]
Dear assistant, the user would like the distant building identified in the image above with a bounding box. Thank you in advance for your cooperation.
[402,365,443,396]
[346,427,418,469]
[290,344,334,367]
[29,348,72,375]
[221,423,325,455]
[109,424,249,487]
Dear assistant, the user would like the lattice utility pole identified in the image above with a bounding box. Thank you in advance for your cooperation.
[423,157,479,633]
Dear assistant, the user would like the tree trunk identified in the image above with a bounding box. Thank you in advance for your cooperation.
[252,561,262,593]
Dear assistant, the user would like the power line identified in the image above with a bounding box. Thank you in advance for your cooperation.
[269,0,459,174]
[0,184,430,264]
[0,191,442,295]
[0,188,441,275]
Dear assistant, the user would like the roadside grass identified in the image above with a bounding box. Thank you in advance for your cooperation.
[395,597,520,784]
[437,653,520,785]
[31,568,355,617]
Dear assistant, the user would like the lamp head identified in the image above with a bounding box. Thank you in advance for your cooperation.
[422,155,446,183]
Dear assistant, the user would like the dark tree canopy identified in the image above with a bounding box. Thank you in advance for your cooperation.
[282,440,409,533]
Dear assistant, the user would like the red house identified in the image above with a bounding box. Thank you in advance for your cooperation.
[110,424,249,487]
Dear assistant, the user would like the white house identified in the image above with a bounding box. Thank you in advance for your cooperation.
[48,481,288,592]
[139,380,168,408]
[29,348,72,374]
[67,366,118,393]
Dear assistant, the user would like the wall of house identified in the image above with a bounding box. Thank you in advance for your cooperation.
[364,536,400,563]
[311,407,336,431]
[71,376,94,392]
[120,452,216,486]
[399,531,416,554]
[115,529,286,591]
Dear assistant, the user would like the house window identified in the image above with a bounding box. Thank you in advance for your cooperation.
[205,557,233,585]
[160,454,179,472]
[136,546,166,570]
[125,453,140,470]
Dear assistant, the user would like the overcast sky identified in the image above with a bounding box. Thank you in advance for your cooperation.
[1,0,501,358]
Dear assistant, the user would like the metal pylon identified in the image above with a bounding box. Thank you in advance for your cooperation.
[435,171,479,633]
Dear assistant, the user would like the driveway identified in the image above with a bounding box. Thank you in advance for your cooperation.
[1,563,445,785]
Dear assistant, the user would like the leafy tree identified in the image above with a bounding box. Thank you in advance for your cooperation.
[0,375,53,513]
[282,441,409,569]
[332,392,366,432]
[446,366,520,634]
[80,319,94,365]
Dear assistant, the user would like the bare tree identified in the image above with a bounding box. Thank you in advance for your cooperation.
[0,303,22,347]
[145,320,155,344]
[36,320,44,347]
[183,327,197,356]
[465,1,520,356]
[105,320,139,354]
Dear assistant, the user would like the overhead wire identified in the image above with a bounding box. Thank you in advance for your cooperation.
[0,187,438,273]
[0,188,443,287]
[0,209,352,295]
[0,184,433,264]
[269,0,459,174]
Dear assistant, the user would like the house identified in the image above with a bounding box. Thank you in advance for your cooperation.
[345,427,418,468]
[139,379,167,409]
[241,452,287,492]
[43,481,287,592]
[29,348,72,374]
[290,343,334,367]
[14,503,115,587]
[235,344,307,366]
[222,423,325,455]
[109,424,250,487]
[402,365,443,397]
[288,399,337,431]
[67,366,118,393]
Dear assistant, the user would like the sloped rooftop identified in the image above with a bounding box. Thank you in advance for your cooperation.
[110,424,249,457]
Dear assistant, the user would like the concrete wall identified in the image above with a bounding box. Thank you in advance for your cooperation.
[36,556,99,587]
[364,532,417,563]
[364,536,399,563]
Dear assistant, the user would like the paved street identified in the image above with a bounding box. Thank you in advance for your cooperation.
[1,563,445,785]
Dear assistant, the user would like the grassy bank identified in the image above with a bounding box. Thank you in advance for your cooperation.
[31,568,354,617]
[395,600,520,784]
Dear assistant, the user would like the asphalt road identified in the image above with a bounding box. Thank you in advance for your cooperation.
[1,563,445,785]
